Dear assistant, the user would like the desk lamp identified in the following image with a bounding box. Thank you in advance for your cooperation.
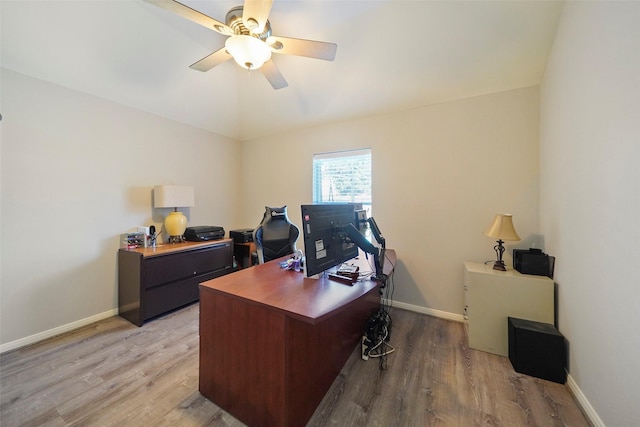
[153,185,194,243]
[484,213,520,271]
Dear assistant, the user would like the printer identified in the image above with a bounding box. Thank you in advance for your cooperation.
[184,226,225,242]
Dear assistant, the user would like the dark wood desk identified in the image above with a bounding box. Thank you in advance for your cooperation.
[199,250,396,427]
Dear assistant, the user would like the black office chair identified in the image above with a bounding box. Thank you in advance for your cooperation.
[253,206,300,264]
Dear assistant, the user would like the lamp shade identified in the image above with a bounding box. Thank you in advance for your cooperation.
[153,185,194,209]
[484,213,521,241]
[225,35,272,70]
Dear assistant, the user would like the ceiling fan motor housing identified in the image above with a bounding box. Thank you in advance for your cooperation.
[226,6,271,41]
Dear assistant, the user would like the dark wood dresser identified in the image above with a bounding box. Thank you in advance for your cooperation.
[118,239,233,326]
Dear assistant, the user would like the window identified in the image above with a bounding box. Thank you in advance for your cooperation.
[313,149,372,214]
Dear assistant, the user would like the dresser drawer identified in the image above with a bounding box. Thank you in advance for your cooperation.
[144,267,232,319]
[145,276,200,319]
[118,239,234,326]
[145,242,232,288]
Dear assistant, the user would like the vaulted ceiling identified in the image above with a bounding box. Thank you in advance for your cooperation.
[1,0,563,141]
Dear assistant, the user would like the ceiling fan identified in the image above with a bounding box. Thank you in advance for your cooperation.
[144,0,338,90]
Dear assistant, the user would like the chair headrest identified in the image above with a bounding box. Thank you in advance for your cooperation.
[262,206,288,223]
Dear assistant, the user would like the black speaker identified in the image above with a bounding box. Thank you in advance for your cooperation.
[508,317,566,384]
[513,248,555,278]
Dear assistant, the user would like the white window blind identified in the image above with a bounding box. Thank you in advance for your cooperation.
[313,149,372,212]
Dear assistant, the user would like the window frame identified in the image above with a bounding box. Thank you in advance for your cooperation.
[312,148,372,214]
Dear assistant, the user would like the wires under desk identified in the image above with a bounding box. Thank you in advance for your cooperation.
[359,251,396,370]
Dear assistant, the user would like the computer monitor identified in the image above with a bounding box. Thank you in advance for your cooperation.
[301,204,359,277]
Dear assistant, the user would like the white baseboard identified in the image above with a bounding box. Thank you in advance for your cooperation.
[388,300,465,323]
[2,302,455,354]
[0,309,118,354]
[566,374,605,427]
[0,301,460,354]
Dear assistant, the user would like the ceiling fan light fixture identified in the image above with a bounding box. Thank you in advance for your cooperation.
[225,35,272,70]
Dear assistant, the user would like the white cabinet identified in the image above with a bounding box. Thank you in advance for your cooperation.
[463,261,554,357]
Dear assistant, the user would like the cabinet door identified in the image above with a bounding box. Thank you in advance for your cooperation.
[464,262,554,356]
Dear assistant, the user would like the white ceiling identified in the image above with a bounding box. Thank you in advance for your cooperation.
[1,0,563,141]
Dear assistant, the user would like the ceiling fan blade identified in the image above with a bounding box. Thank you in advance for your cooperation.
[144,0,233,35]
[267,36,337,61]
[190,47,233,72]
[243,0,273,34]
[261,59,288,90]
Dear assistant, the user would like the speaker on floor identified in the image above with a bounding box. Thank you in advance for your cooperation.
[508,317,566,384]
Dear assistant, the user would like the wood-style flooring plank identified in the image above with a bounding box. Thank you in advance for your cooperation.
[1,303,590,426]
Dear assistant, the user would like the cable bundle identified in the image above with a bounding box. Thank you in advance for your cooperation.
[361,256,396,370]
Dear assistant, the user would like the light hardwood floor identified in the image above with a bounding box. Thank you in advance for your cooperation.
[0,304,590,426]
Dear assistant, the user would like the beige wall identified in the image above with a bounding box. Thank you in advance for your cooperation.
[240,86,541,316]
[1,72,542,349]
[540,2,640,425]
[0,69,241,347]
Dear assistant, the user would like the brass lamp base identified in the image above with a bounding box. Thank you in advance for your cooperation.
[493,239,507,271]
[493,260,507,271]
[164,210,187,243]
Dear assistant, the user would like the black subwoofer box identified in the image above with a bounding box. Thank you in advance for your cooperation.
[508,317,566,384]
[229,228,254,243]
